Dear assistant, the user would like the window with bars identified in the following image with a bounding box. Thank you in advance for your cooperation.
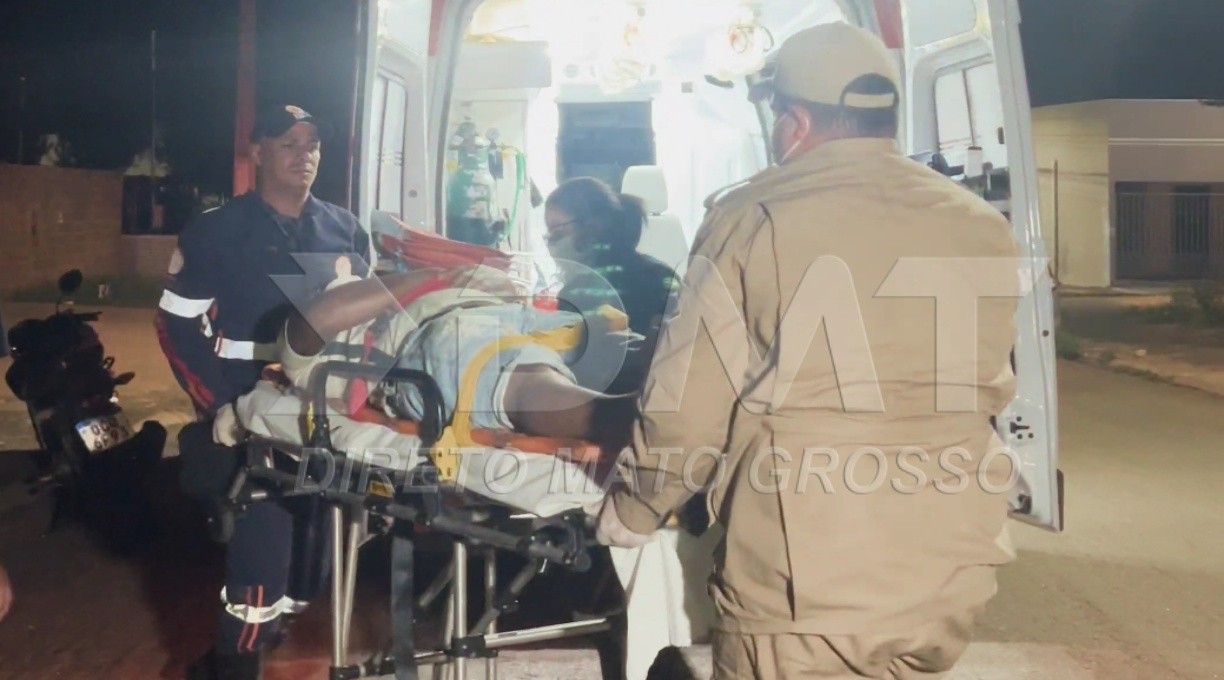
[1115,182,1148,257]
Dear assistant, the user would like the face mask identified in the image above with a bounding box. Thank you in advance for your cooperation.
[778,137,804,166]
[549,232,588,276]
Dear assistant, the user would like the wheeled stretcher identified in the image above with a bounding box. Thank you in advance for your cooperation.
[212,360,622,680]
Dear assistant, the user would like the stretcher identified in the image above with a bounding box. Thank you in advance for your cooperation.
[212,359,620,680]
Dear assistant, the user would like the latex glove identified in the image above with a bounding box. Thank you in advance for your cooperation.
[591,497,657,549]
[0,562,12,623]
[212,403,245,448]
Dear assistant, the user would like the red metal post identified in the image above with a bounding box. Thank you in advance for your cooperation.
[428,0,447,56]
[233,0,258,196]
[345,0,368,210]
[872,0,905,49]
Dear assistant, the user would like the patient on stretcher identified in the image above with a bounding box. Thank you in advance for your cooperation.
[277,265,646,454]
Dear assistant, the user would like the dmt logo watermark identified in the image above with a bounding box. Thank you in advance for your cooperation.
[642,255,1038,416]
[290,443,1024,502]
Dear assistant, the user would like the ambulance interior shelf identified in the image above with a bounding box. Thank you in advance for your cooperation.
[911,149,1011,204]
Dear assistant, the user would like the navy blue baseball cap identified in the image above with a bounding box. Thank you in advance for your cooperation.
[250,104,333,142]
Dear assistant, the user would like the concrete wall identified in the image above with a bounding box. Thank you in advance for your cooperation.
[0,165,125,294]
[1103,101,1224,279]
[1102,100,1224,185]
[1030,99,1224,284]
[1032,103,1113,288]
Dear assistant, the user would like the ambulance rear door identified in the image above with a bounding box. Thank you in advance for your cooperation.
[890,0,1064,532]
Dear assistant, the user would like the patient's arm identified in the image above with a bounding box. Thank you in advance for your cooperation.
[503,365,637,451]
[286,269,448,357]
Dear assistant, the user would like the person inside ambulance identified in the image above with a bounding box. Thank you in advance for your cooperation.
[544,177,680,393]
[591,23,1022,679]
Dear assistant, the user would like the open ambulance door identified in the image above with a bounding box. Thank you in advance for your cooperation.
[884,0,1064,532]
[352,0,447,252]
[355,0,506,253]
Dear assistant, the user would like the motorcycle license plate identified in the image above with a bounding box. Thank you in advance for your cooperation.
[76,414,134,453]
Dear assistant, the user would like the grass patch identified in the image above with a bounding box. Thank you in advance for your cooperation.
[1192,280,1224,326]
[1130,282,1224,328]
[1055,329,1083,360]
[5,273,166,309]
[1110,364,1171,384]
[1132,290,1200,325]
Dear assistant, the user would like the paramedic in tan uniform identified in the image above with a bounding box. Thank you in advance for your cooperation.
[593,22,1023,679]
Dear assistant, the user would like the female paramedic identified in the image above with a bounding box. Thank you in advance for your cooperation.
[542,178,706,668]
[544,177,680,394]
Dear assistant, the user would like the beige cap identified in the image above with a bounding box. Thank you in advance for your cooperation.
[748,22,900,110]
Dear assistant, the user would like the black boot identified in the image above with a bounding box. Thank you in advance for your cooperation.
[185,648,264,680]
[645,647,700,680]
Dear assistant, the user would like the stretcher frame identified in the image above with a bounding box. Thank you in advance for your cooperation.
[212,361,619,680]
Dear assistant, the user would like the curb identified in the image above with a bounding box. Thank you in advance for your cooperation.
[1073,340,1224,399]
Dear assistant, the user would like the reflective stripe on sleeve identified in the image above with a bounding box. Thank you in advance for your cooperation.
[159,290,214,318]
[215,338,279,362]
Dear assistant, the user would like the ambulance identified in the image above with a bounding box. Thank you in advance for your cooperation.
[348,0,1063,533]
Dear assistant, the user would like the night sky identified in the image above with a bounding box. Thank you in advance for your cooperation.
[1,0,1223,197]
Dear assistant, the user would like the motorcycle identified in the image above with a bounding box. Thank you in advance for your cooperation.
[4,269,166,551]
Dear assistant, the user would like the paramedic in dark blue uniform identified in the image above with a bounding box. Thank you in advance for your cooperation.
[155,104,372,680]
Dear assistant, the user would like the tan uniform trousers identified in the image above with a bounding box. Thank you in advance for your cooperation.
[711,606,982,680]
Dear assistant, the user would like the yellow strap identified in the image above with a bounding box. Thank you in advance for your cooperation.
[430,305,628,483]
[430,427,464,483]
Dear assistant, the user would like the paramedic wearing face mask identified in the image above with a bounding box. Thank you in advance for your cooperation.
[545,177,680,391]
[593,23,1022,679]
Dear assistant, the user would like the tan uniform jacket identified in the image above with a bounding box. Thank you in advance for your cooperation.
[611,138,1021,636]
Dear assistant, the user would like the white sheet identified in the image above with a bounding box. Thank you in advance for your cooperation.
[234,379,718,679]
[237,380,607,517]
[610,524,722,680]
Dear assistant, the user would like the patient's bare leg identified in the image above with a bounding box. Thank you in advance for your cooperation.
[503,365,637,450]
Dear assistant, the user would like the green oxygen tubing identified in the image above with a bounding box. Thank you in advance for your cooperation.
[499,145,527,240]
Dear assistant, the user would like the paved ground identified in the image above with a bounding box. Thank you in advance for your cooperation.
[1059,293,1224,397]
[0,304,1222,679]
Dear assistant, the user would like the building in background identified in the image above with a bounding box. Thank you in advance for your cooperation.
[1034,99,1224,286]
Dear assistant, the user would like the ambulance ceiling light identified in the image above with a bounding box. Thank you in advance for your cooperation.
[705,4,773,83]
[595,57,657,95]
[525,0,677,93]
[594,2,661,95]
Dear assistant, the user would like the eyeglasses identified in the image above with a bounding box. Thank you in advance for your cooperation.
[544,220,578,245]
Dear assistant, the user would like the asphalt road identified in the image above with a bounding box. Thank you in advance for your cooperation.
[0,302,1220,679]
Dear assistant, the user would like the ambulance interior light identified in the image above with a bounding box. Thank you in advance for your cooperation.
[705,4,772,82]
